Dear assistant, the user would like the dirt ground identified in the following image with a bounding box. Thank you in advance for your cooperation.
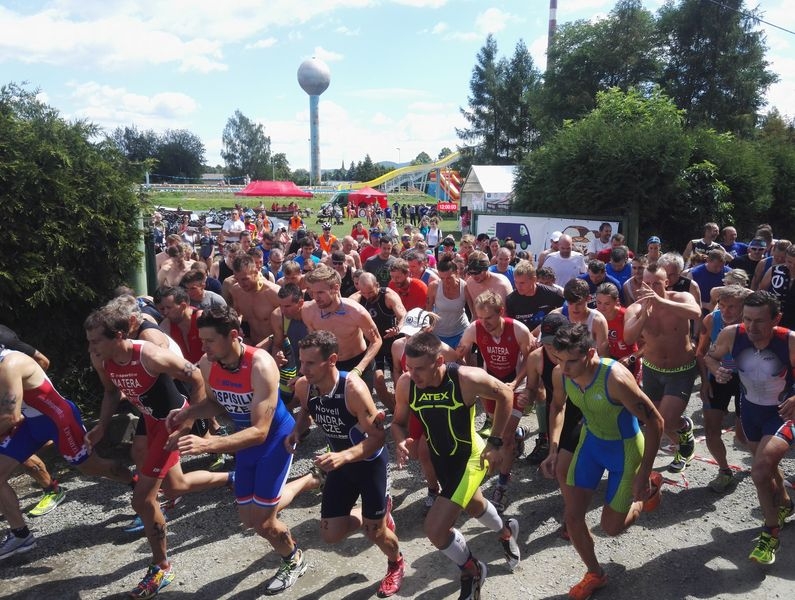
[2,396,795,600]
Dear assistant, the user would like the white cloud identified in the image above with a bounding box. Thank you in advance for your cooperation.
[248,37,278,49]
[67,82,199,130]
[312,46,344,62]
[431,22,449,34]
[391,0,448,7]
[335,25,360,36]
[445,31,481,42]
[475,8,515,34]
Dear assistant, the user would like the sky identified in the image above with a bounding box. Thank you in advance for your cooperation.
[1,0,793,176]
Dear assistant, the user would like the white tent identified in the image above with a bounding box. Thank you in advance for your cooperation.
[460,165,517,211]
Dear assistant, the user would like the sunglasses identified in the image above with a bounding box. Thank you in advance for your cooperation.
[332,261,345,266]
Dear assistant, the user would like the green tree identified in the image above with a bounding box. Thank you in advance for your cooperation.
[515,87,691,247]
[457,34,503,162]
[291,168,310,186]
[153,129,205,183]
[656,0,778,135]
[757,111,795,234]
[221,110,272,180]
[412,151,432,165]
[542,0,660,124]
[272,152,290,180]
[438,147,453,160]
[0,83,142,406]
[499,39,544,161]
[357,154,377,181]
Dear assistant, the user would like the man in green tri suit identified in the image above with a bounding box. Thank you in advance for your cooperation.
[392,332,521,600]
[540,323,664,600]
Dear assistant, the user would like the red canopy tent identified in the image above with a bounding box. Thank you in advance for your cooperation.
[348,186,388,209]
[235,180,313,197]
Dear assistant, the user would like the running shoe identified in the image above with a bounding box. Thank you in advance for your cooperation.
[670,416,695,471]
[0,531,36,561]
[476,418,493,439]
[749,531,780,565]
[423,489,439,516]
[778,500,794,529]
[568,570,608,600]
[708,471,736,494]
[128,563,175,599]
[500,518,521,570]
[526,437,550,465]
[458,559,487,600]
[28,486,66,517]
[377,554,404,598]
[208,454,233,472]
[263,548,308,595]
[309,464,327,493]
[385,494,396,532]
[124,515,145,534]
[159,495,183,511]
[490,484,508,514]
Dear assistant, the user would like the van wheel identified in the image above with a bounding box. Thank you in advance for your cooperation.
[521,241,528,249]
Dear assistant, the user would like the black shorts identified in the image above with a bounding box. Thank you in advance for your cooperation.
[320,450,389,521]
[374,339,395,372]
[337,350,375,391]
[559,398,583,454]
[705,373,741,415]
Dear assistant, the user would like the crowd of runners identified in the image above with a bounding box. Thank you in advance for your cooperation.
[2,217,795,600]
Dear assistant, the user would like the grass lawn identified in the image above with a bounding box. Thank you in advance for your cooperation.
[146,189,460,241]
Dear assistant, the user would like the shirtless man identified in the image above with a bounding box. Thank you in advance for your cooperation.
[464,252,513,314]
[229,253,281,345]
[157,245,195,287]
[624,263,702,473]
[156,234,182,272]
[301,265,383,393]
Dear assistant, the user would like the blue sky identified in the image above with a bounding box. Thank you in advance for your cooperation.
[1,0,792,174]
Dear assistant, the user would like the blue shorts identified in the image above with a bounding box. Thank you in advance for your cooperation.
[0,404,89,466]
[567,428,644,513]
[234,416,295,507]
[438,333,464,349]
[740,399,784,443]
[321,450,389,521]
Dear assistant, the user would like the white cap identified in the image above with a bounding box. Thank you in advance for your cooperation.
[551,231,562,242]
[400,308,434,336]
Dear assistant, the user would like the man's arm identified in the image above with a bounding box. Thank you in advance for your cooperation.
[384,288,407,336]
[591,312,610,357]
[391,373,413,468]
[143,343,206,406]
[351,302,383,375]
[703,325,738,384]
[510,320,534,388]
[285,376,314,451]
[426,280,438,312]
[85,355,123,450]
[313,375,385,472]
[695,313,715,403]
[0,354,24,437]
[751,260,769,291]
[459,365,513,470]
[455,322,477,364]
[539,366,566,478]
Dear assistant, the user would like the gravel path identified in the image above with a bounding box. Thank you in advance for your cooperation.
[2,395,795,600]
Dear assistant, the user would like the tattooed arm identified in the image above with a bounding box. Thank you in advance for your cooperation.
[0,353,24,437]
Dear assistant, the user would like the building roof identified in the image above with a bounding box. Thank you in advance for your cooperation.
[461,165,517,195]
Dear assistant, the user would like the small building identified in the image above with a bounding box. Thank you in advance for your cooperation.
[460,165,517,212]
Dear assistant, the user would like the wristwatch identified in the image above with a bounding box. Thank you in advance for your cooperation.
[486,435,503,448]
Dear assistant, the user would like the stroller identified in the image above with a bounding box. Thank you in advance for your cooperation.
[316,202,343,225]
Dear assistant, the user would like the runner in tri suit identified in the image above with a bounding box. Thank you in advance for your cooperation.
[84,304,230,599]
[287,331,404,598]
[456,290,533,513]
[167,306,319,595]
[393,332,521,600]
[705,291,795,564]
[269,283,308,409]
[540,323,663,600]
[0,350,134,561]
[595,283,641,381]
[695,285,751,493]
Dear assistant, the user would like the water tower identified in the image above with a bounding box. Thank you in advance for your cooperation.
[297,57,331,185]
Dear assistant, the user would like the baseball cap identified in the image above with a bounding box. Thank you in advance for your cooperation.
[400,308,434,335]
[550,231,562,243]
[749,237,767,249]
[539,313,569,344]
[647,236,661,245]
